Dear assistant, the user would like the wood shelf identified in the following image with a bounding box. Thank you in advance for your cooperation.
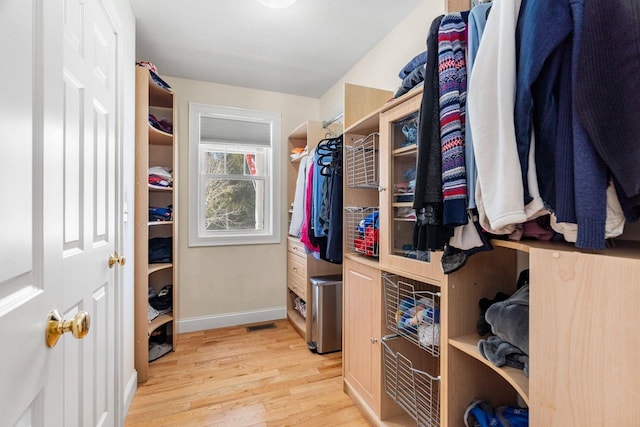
[148,185,173,192]
[344,252,380,269]
[449,334,529,406]
[392,145,417,156]
[148,263,172,275]
[149,124,173,145]
[392,217,414,222]
[148,313,173,336]
[148,77,173,107]
[392,201,413,208]
[148,221,173,227]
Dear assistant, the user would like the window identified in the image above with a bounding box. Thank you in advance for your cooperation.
[189,103,281,246]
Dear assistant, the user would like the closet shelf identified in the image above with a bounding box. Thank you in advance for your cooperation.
[148,221,173,227]
[148,263,172,275]
[392,202,413,208]
[449,334,529,405]
[344,252,380,269]
[491,237,640,257]
[392,145,417,157]
[148,78,173,108]
[149,124,173,145]
[148,313,173,336]
[148,185,173,192]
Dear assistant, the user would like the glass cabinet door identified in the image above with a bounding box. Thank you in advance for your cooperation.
[379,92,444,284]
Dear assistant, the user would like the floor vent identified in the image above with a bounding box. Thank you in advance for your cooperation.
[246,323,276,332]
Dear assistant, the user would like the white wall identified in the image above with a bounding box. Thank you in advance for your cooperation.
[319,0,446,120]
[163,76,319,331]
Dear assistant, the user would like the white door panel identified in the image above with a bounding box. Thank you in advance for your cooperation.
[1,0,121,425]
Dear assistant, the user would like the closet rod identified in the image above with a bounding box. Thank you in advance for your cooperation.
[322,112,344,128]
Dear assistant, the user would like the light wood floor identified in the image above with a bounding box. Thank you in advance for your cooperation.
[125,320,370,426]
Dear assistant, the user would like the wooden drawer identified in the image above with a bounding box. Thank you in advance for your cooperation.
[287,237,307,256]
[287,252,307,299]
[288,273,306,300]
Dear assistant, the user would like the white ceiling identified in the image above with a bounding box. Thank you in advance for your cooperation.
[131,0,423,98]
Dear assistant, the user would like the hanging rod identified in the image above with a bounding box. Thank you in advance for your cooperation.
[322,112,344,128]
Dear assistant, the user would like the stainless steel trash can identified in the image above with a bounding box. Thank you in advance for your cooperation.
[309,274,342,354]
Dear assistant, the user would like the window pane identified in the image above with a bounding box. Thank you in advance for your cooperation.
[226,153,245,175]
[203,151,225,174]
[204,178,262,231]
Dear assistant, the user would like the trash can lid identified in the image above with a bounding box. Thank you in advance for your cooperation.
[309,274,343,285]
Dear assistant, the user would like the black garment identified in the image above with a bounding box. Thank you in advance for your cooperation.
[575,0,640,214]
[326,150,343,263]
[149,284,173,311]
[310,136,343,264]
[413,15,450,252]
[149,237,172,263]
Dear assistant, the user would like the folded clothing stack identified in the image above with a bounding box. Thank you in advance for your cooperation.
[149,237,172,263]
[148,113,173,134]
[149,205,172,222]
[148,166,173,189]
[394,50,428,98]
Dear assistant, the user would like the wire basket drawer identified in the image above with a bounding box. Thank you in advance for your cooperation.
[345,207,379,257]
[346,132,379,189]
[382,335,441,427]
[383,273,441,357]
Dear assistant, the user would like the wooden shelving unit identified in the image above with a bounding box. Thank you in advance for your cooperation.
[134,66,178,383]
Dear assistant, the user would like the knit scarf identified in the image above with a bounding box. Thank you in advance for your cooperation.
[438,12,469,227]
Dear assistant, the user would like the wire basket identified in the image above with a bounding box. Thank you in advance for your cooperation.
[345,132,379,189]
[383,273,441,357]
[345,207,379,257]
[382,334,441,427]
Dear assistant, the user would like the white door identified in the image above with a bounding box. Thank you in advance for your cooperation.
[0,0,121,426]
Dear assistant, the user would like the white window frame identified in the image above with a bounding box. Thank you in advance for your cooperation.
[188,103,281,246]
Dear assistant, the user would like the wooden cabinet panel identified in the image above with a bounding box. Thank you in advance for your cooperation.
[530,248,640,426]
[343,258,381,413]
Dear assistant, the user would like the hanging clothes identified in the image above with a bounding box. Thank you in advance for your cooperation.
[300,150,319,253]
[288,154,308,237]
[325,148,343,263]
[413,15,451,253]
[468,0,547,235]
[438,11,470,228]
[575,0,640,217]
[302,136,344,264]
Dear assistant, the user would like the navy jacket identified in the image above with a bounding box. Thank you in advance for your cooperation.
[515,0,609,249]
[576,0,640,216]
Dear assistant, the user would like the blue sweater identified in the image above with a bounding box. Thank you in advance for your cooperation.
[515,0,608,249]
[576,0,640,217]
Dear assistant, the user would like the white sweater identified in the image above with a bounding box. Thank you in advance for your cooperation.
[468,0,545,234]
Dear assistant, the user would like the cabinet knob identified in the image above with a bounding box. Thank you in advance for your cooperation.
[370,337,377,344]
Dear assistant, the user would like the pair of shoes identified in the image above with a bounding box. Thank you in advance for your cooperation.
[148,342,172,362]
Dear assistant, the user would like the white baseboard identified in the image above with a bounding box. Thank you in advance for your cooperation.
[122,370,137,419]
[177,306,286,333]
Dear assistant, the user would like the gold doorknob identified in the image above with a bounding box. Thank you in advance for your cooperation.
[108,251,126,268]
[45,310,90,348]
